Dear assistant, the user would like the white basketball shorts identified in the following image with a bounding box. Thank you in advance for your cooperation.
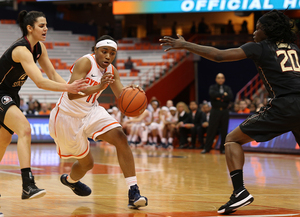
[49,106,121,159]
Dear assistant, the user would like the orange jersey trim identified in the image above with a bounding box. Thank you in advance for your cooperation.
[58,140,89,158]
[69,56,93,76]
[54,106,90,158]
[92,122,119,140]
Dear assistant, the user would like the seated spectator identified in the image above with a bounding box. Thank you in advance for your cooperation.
[33,100,41,113]
[27,94,34,106]
[124,56,134,70]
[158,106,171,148]
[147,96,158,112]
[237,100,250,114]
[26,102,39,115]
[124,109,151,148]
[161,106,178,150]
[111,106,121,122]
[232,102,240,113]
[39,103,51,115]
[19,98,28,113]
[244,98,252,107]
[148,100,161,148]
[178,101,202,149]
[198,103,211,149]
[166,100,174,109]
[175,102,189,148]
[249,103,257,113]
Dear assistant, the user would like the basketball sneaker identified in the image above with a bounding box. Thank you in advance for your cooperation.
[167,143,174,150]
[0,212,3,217]
[22,183,46,200]
[128,184,148,209]
[60,174,91,196]
[218,187,254,214]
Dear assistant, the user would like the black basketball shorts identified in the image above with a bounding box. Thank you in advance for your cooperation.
[0,93,18,134]
[239,97,300,142]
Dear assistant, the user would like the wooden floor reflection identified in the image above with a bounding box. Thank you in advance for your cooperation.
[0,142,300,217]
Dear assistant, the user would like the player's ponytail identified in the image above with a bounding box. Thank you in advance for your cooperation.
[18,10,45,37]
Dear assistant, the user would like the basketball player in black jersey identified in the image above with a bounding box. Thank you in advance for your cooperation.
[160,10,299,214]
[0,10,87,203]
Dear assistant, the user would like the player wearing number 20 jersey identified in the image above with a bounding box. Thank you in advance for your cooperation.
[239,40,300,142]
[159,9,300,215]
[241,40,300,98]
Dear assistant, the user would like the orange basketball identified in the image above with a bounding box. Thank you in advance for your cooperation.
[117,87,147,117]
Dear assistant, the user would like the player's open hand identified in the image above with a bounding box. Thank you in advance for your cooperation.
[99,72,115,91]
[67,78,88,95]
[159,34,186,52]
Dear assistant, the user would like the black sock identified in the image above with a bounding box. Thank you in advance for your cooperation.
[21,168,34,188]
[230,169,244,192]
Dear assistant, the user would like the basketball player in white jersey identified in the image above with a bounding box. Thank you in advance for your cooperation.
[148,100,161,148]
[49,35,147,209]
[161,106,178,149]
[125,109,152,147]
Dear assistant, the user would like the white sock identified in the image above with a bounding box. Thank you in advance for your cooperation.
[125,176,137,189]
[141,129,148,142]
[131,135,138,142]
[153,137,157,143]
[168,137,173,144]
[161,138,166,143]
[148,137,153,143]
[67,174,78,183]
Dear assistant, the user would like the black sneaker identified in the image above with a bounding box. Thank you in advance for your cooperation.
[128,184,148,209]
[218,188,254,214]
[60,174,91,196]
[22,184,46,200]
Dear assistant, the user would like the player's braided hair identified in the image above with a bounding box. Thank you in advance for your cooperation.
[258,9,297,44]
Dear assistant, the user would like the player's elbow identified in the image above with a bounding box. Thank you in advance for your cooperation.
[35,80,44,89]
[213,54,224,62]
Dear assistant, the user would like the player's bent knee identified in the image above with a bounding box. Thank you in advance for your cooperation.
[17,125,31,138]
[110,129,128,146]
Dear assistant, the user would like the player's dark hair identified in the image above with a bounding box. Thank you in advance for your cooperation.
[258,9,297,44]
[91,35,118,52]
[18,10,45,37]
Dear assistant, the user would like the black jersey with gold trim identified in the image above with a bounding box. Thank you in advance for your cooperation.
[0,36,42,94]
[241,40,300,98]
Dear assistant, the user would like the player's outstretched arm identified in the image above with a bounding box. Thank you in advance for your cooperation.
[13,46,87,94]
[159,34,247,62]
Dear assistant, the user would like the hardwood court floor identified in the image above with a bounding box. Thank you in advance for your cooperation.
[0,142,300,217]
